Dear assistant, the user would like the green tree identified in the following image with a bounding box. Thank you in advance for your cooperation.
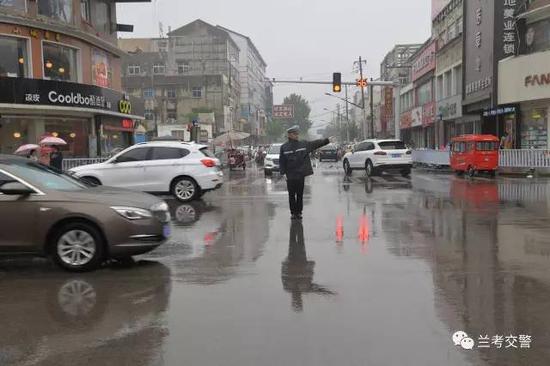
[281,94,312,135]
[266,119,285,142]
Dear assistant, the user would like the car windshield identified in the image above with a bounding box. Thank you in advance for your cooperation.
[3,161,87,191]
[378,141,406,150]
[268,145,281,154]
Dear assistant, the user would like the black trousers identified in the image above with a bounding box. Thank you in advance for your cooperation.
[286,178,305,215]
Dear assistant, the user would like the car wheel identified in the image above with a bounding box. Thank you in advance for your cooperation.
[343,160,352,176]
[488,170,496,178]
[82,176,101,186]
[264,169,272,177]
[52,222,105,272]
[172,177,199,202]
[365,160,377,177]
[467,166,476,177]
[455,170,464,176]
[401,168,411,177]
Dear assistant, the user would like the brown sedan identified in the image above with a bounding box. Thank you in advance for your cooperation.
[0,155,170,272]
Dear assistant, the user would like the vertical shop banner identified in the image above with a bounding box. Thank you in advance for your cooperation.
[92,49,111,88]
[422,102,436,127]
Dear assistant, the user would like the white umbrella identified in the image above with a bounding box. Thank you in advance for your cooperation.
[40,136,67,146]
[213,131,250,147]
[14,144,40,155]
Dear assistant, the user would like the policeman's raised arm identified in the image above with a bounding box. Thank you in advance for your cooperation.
[306,138,330,153]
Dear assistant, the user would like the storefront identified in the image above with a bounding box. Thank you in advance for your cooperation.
[0,77,144,157]
[499,50,550,149]
[437,94,462,146]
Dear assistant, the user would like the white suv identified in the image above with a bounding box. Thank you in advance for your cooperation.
[343,139,412,177]
[70,141,223,202]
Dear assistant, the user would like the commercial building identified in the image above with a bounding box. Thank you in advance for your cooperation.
[119,19,244,141]
[462,0,520,146]
[400,39,437,148]
[380,44,422,139]
[433,0,463,147]
[498,0,550,149]
[0,0,146,158]
[218,26,271,144]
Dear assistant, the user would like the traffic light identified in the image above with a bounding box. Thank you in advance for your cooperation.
[332,72,342,93]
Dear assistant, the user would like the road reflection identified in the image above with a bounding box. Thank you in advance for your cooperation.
[0,261,171,365]
[385,175,550,365]
[281,221,335,312]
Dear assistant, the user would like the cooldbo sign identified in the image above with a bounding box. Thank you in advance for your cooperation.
[0,77,143,116]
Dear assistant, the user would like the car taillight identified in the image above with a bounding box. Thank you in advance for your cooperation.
[374,151,387,156]
[406,150,412,155]
[201,159,216,167]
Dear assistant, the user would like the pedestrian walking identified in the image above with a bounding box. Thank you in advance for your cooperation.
[49,145,63,171]
[279,125,333,220]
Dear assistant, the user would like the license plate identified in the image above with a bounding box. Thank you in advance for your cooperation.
[391,154,402,158]
[163,225,171,238]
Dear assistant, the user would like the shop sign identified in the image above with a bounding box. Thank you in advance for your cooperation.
[412,41,436,81]
[422,101,436,126]
[411,107,423,127]
[525,73,550,87]
[499,50,550,104]
[482,106,516,117]
[384,87,393,117]
[0,77,144,117]
[273,105,294,118]
[121,119,134,129]
[437,95,462,120]
[400,111,412,129]
[465,76,492,95]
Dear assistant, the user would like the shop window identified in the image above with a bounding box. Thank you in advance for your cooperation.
[192,87,202,99]
[153,63,165,75]
[521,108,548,149]
[91,49,111,88]
[0,36,29,78]
[177,61,190,74]
[143,88,154,98]
[1,0,26,11]
[128,64,140,75]
[92,0,112,34]
[38,0,73,23]
[80,0,91,22]
[151,147,190,160]
[43,42,78,82]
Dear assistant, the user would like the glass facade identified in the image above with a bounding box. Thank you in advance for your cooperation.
[0,117,91,158]
[521,107,548,149]
[43,42,78,82]
[0,36,28,78]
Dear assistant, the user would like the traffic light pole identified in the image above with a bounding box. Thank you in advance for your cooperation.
[345,85,350,142]
[358,56,367,139]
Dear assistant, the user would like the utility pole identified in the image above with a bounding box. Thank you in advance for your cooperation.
[345,85,350,142]
[336,103,341,142]
[369,79,374,139]
[358,56,367,140]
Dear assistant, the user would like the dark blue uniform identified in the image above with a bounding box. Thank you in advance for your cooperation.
[279,138,329,217]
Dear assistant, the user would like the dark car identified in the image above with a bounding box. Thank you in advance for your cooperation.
[0,155,170,272]
[319,144,339,162]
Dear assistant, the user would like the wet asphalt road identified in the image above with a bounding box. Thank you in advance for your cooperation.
[2,161,550,366]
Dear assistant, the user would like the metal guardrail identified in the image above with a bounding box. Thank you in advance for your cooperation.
[499,149,550,168]
[412,149,550,169]
[412,149,450,166]
[62,158,108,171]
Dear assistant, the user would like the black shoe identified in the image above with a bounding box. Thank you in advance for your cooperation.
[296,214,303,220]
[291,214,298,220]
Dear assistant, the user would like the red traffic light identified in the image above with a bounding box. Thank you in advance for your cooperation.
[356,79,368,88]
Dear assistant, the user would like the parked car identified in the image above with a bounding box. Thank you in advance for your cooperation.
[264,143,283,176]
[0,155,170,271]
[70,141,223,202]
[319,144,339,162]
[343,139,412,177]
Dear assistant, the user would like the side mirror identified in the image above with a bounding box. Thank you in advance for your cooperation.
[0,182,35,196]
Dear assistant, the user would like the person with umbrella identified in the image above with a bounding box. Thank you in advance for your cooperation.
[279,125,334,220]
[49,145,63,171]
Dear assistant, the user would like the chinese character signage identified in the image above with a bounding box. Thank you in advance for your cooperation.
[412,41,436,82]
[0,77,144,116]
[273,105,294,119]
[452,330,532,350]
[422,101,436,127]
[502,0,517,56]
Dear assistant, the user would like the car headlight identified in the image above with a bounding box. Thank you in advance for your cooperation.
[111,206,153,220]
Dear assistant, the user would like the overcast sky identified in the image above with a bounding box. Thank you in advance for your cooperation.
[117,0,431,129]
